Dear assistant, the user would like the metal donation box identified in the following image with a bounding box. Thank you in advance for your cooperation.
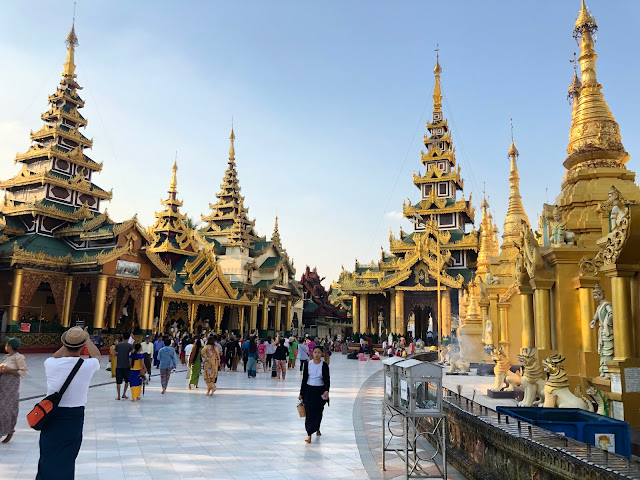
[383,356,406,407]
[396,359,443,416]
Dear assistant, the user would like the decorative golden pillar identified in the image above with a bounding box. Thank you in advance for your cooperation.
[275,298,282,331]
[147,286,157,333]
[250,303,258,332]
[573,275,598,353]
[479,297,490,340]
[352,295,359,333]
[395,290,405,335]
[8,269,23,326]
[108,301,117,330]
[159,298,168,334]
[261,297,268,330]
[498,303,509,346]
[190,303,199,333]
[140,280,151,332]
[603,268,635,361]
[531,279,553,350]
[389,290,396,336]
[215,304,223,332]
[61,275,73,328]
[441,287,451,339]
[285,299,292,332]
[239,307,246,335]
[519,285,535,349]
[93,274,108,330]
[359,295,368,334]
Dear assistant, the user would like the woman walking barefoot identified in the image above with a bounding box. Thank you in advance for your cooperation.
[0,337,28,443]
[246,336,258,378]
[201,335,220,396]
[299,346,330,444]
[188,338,202,389]
[274,338,289,381]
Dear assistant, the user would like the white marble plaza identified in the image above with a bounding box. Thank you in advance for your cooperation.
[0,352,385,480]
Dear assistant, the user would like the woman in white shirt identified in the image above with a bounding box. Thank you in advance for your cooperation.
[298,346,330,444]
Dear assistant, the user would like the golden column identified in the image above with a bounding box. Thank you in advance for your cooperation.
[531,279,553,350]
[389,290,396,336]
[573,275,598,353]
[250,303,258,332]
[519,285,535,349]
[479,297,490,340]
[215,304,223,332]
[61,275,73,328]
[285,299,292,332]
[239,307,246,335]
[141,280,151,332]
[275,298,282,331]
[395,290,405,335]
[352,295,359,333]
[359,295,368,334]
[93,274,108,330]
[190,303,198,333]
[261,297,269,330]
[147,285,157,333]
[108,301,117,330]
[498,303,509,346]
[603,268,635,361]
[8,269,23,326]
[441,288,451,338]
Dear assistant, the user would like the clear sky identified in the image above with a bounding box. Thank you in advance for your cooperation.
[0,1,638,287]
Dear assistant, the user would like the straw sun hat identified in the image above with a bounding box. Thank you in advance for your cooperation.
[61,326,87,349]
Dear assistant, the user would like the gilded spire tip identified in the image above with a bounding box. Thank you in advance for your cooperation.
[228,126,235,162]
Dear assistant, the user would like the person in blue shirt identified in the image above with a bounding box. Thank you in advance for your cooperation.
[241,336,250,373]
[157,339,178,394]
[153,336,164,369]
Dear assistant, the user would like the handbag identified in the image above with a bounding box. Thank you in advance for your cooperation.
[297,400,306,418]
[27,358,84,431]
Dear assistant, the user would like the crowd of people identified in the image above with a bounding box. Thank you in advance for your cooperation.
[0,328,335,479]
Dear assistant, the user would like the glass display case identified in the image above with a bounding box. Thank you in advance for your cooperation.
[396,359,444,416]
[382,356,405,407]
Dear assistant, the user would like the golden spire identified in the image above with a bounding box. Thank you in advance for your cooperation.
[502,123,530,247]
[476,191,492,277]
[62,21,79,81]
[169,154,178,195]
[271,215,283,249]
[432,46,443,113]
[229,125,235,163]
[565,0,628,170]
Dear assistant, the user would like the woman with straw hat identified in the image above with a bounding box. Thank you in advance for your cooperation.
[0,337,28,443]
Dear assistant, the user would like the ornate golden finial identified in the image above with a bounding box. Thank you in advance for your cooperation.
[432,46,443,113]
[566,0,627,170]
[567,52,582,103]
[62,17,78,80]
[229,122,235,162]
[508,118,519,157]
[169,153,178,194]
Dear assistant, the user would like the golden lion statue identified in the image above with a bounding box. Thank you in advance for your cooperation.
[491,347,521,392]
[542,354,593,411]
[516,348,546,407]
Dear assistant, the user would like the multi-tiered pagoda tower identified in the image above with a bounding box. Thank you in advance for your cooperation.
[0,23,170,335]
[338,57,478,343]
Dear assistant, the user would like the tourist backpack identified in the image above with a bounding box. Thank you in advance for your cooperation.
[27,358,84,430]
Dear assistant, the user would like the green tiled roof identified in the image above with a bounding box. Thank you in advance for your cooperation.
[253,279,274,289]
[0,233,116,259]
[259,256,281,269]
[401,233,416,245]
[304,300,319,313]
[250,241,271,254]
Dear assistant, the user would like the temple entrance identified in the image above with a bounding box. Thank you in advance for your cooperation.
[404,292,438,343]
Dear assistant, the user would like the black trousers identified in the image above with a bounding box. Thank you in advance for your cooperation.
[266,353,274,368]
[303,385,326,436]
[37,407,84,480]
[144,353,152,376]
[300,359,308,373]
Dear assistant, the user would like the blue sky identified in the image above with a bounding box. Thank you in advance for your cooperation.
[0,1,638,286]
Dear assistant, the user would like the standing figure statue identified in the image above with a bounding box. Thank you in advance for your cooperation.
[483,315,493,346]
[607,185,628,233]
[590,283,614,378]
[549,206,575,246]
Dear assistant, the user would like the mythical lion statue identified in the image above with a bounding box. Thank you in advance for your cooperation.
[516,348,546,407]
[491,347,521,392]
[542,354,593,411]
[448,345,470,374]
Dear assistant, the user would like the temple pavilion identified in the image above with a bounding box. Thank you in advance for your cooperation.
[337,57,478,342]
[147,131,303,337]
[0,23,172,343]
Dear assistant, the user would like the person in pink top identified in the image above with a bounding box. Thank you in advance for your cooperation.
[257,339,267,373]
[307,338,316,352]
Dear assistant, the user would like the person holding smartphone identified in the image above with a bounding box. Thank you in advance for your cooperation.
[298,345,330,444]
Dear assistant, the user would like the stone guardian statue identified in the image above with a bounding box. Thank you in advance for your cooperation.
[590,282,614,378]
[549,206,575,246]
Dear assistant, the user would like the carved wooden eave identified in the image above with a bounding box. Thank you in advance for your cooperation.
[15,145,103,172]
[54,211,111,237]
[0,198,95,223]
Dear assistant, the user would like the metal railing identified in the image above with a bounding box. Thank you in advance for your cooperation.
[442,387,640,479]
